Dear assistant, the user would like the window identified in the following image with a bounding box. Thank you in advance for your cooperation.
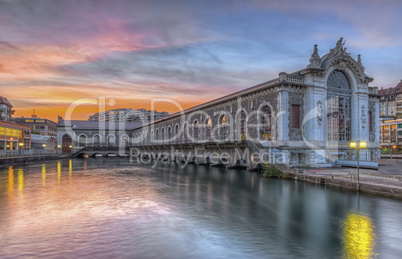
[292,105,300,128]
[259,106,272,140]
[326,70,351,141]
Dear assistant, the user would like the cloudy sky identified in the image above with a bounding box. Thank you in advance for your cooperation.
[1,0,401,120]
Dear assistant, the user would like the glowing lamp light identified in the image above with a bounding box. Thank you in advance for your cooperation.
[359,141,367,148]
[392,145,397,149]
[69,145,72,148]
[57,145,61,148]
[19,143,24,147]
[42,144,46,147]
[350,142,357,148]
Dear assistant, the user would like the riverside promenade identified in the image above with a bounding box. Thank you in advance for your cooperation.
[286,161,402,200]
[0,150,60,166]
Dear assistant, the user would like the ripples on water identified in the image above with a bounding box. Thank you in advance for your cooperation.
[0,158,402,258]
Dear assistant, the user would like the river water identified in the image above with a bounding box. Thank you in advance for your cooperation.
[0,158,401,258]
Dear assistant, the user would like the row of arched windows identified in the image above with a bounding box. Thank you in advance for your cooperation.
[134,105,274,144]
[75,134,130,147]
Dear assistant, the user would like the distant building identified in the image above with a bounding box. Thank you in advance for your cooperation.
[0,121,31,150]
[30,134,57,150]
[14,116,58,137]
[57,120,142,153]
[0,96,14,122]
[88,108,169,122]
[379,80,402,118]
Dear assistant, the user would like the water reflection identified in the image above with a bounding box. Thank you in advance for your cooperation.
[69,159,72,178]
[57,161,61,183]
[7,166,14,194]
[42,164,46,187]
[343,212,375,259]
[0,159,400,258]
[18,168,24,191]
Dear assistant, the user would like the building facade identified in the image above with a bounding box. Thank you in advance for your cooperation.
[379,80,402,118]
[129,38,380,168]
[14,117,58,137]
[57,120,141,153]
[379,119,402,152]
[0,96,14,122]
[88,108,169,122]
[0,121,31,150]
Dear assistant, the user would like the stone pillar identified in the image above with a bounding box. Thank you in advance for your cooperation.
[374,99,380,143]
[277,88,289,142]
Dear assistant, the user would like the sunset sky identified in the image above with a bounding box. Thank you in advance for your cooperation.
[1,0,401,120]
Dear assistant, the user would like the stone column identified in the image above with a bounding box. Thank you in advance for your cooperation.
[277,88,289,142]
[374,99,380,143]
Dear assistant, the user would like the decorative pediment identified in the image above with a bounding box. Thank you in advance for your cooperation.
[313,37,374,84]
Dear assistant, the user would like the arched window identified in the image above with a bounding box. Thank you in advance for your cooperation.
[155,129,159,141]
[175,124,180,143]
[259,105,272,140]
[183,124,187,143]
[219,114,229,141]
[107,135,116,147]
[93,134,101,147]
[167,126,172,140]
[327,70,351,141]
[204,118,212,141]
[238,111,247,141]
[161,128,165,142]
[121,135,129,147]
[193,120,199,141]
[78,134,87,147]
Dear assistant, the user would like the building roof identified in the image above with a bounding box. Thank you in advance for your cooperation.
[31,134,54,141]
[378,80,402,97]
[60,120,142,130]
[0,120,31,130]
[0,96,13,107]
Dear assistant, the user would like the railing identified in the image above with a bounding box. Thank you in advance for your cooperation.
[130,135,259,147]
[0,150,56,159]
[286,75,304,84]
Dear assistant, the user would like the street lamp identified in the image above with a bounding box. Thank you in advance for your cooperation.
[42,144,46,150]
[349,140,367,192]
[19,142,24,155]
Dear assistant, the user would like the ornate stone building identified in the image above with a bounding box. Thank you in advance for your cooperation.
[128,38,380,168]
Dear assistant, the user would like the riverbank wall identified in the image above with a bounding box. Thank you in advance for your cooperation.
[281,170,402,200]
[0,155,69,167]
